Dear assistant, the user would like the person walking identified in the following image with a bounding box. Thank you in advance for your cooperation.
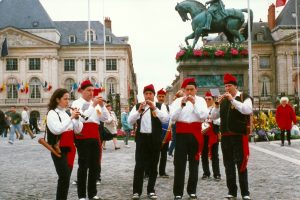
[21,106,36,139]
[211,73,252,200]
[121,106,132,148]
[8,106,24,144]
[129,84,169,200]
[171,78,208,200]
[275,96,297,146]
[201,91,221,181]
[47,88,83,200]
[72,80,110,200]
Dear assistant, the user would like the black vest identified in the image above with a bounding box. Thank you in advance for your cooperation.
[135,103,163,144]
[220,93,252,135]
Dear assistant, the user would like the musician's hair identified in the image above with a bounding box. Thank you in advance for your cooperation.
[48,88,69,111]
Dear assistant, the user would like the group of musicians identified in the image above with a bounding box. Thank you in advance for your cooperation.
[46,73,252,200]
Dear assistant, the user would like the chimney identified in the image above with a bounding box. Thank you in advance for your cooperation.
[104,17,112,32]
[268,4,276,30]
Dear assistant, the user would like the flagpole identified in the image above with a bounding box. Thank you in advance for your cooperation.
[296,0,299,98]
[88,0,92,80]
[103,0,106,93]
[247,0,253,97]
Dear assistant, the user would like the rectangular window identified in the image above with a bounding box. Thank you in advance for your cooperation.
[64,59,75,71]
[7,84,18,99]
[6,58,18,71]
[30,85,41,99]
[106,59,117,71]
[85,59,96,71]
[29,58,41,70]
[259,56,270,69]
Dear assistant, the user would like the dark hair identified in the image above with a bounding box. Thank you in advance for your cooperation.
[48,88,69,111]
[186,82,197,88]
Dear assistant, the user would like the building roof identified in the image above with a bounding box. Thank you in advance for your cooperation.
[54,21,127,45]
[276,0,300,27]
[0,0,56,29]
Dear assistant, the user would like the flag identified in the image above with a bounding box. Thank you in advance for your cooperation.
[276,0,286,7]
[1,38,8,57]
[25,82,29,94]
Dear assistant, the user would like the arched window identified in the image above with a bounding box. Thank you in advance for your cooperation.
[260,76,270,98]
[85,30,96,42]
[6,77,18,99]
[106,77,117,94]
[65,78,75,100]
[29,78,41,99]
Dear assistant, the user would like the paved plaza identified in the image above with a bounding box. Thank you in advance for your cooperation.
[0,135,300,200]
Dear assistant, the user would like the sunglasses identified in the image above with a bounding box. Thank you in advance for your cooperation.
[205,98,213,101]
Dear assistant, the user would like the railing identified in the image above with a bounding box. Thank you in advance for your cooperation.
[0,98,48,105]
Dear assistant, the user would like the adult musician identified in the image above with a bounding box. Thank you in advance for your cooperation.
[211,73,252,200]
[171,78,208,200]
[47,88,83,200]
[128,84,169,200]
[204,0,227,31]
[72,80,110,200]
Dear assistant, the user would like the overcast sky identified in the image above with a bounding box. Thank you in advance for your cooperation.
[39,0,284,99]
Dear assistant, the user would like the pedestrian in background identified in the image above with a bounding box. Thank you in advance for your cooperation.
[21,106,36,139]
[121,106,132,148]
[8,106,24,144]
[103,103,120,150]
[275,96,297,146]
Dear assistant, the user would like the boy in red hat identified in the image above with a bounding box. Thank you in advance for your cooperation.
[211,73,252,200]
[71,79,110,200]
[128,84,169,200]
[170,77,208,200]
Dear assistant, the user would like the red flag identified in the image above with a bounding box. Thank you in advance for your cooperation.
[276,0,286,7]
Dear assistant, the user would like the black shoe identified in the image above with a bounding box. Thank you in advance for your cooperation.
[242,196,251,200]
[174,196,182,200]
[159,173,169,178]
[188,193,197,199]
[147,192,157,199]
[224,194,237,200]
[214,175,221,181]
[132,193,140,200]
[115,147,120,150]
[201,175,209,180]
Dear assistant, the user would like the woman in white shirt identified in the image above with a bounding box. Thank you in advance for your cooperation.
[103,103,120,150]
[47,88,83,200]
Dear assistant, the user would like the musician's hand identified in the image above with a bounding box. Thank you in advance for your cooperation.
[93,96,104,107]
[71,108,80,119]
[146,100,156,110]
[138,102,146,113]
[224,92,233,101]
[187,95,195,105]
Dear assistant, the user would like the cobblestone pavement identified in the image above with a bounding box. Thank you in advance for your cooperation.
[0,135,300,200]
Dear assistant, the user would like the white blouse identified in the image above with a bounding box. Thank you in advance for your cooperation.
[104,111,118,134]
[47,107,83,135]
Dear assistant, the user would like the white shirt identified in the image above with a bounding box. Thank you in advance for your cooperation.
[71,97,110,124]
[128,103,169,133]
[211,91,253,119]
[170,96,208,123]
[47,107,83,135]
[21,110,29,125]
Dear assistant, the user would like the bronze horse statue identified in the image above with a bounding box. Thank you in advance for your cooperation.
[175,0,253,49]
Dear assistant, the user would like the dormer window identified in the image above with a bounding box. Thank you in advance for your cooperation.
[106,35,112,43]
[69,35,76,43]
[256,32,264,41]
[85,29,96,42]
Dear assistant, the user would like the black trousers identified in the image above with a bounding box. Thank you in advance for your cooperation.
[159,141,169,176]
[173,134,199,197]
[221,136,249,197]
[201,135,220,178]
[75,139,100,199]
[133,134,160,195]
[280,129,291,144]
[51,148,72,200]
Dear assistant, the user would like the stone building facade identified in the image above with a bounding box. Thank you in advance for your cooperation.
[0,0,138,121]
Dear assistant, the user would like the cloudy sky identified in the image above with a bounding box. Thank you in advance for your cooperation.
[39,0,285,99]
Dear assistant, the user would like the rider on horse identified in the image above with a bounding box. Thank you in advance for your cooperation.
[203,0,227,31]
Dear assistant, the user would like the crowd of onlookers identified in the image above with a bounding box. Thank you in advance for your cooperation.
[0,106,40,143]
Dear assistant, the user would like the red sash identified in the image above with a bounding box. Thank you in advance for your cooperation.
[75,122,99,140]
[59,130,76,168]
[176,121,203,160]
[222,132,249,172]
[207,122,218,160]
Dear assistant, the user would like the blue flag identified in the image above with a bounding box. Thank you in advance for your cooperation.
[1,38,8,57]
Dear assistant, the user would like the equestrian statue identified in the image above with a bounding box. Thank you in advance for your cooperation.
[175,0,253,49]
